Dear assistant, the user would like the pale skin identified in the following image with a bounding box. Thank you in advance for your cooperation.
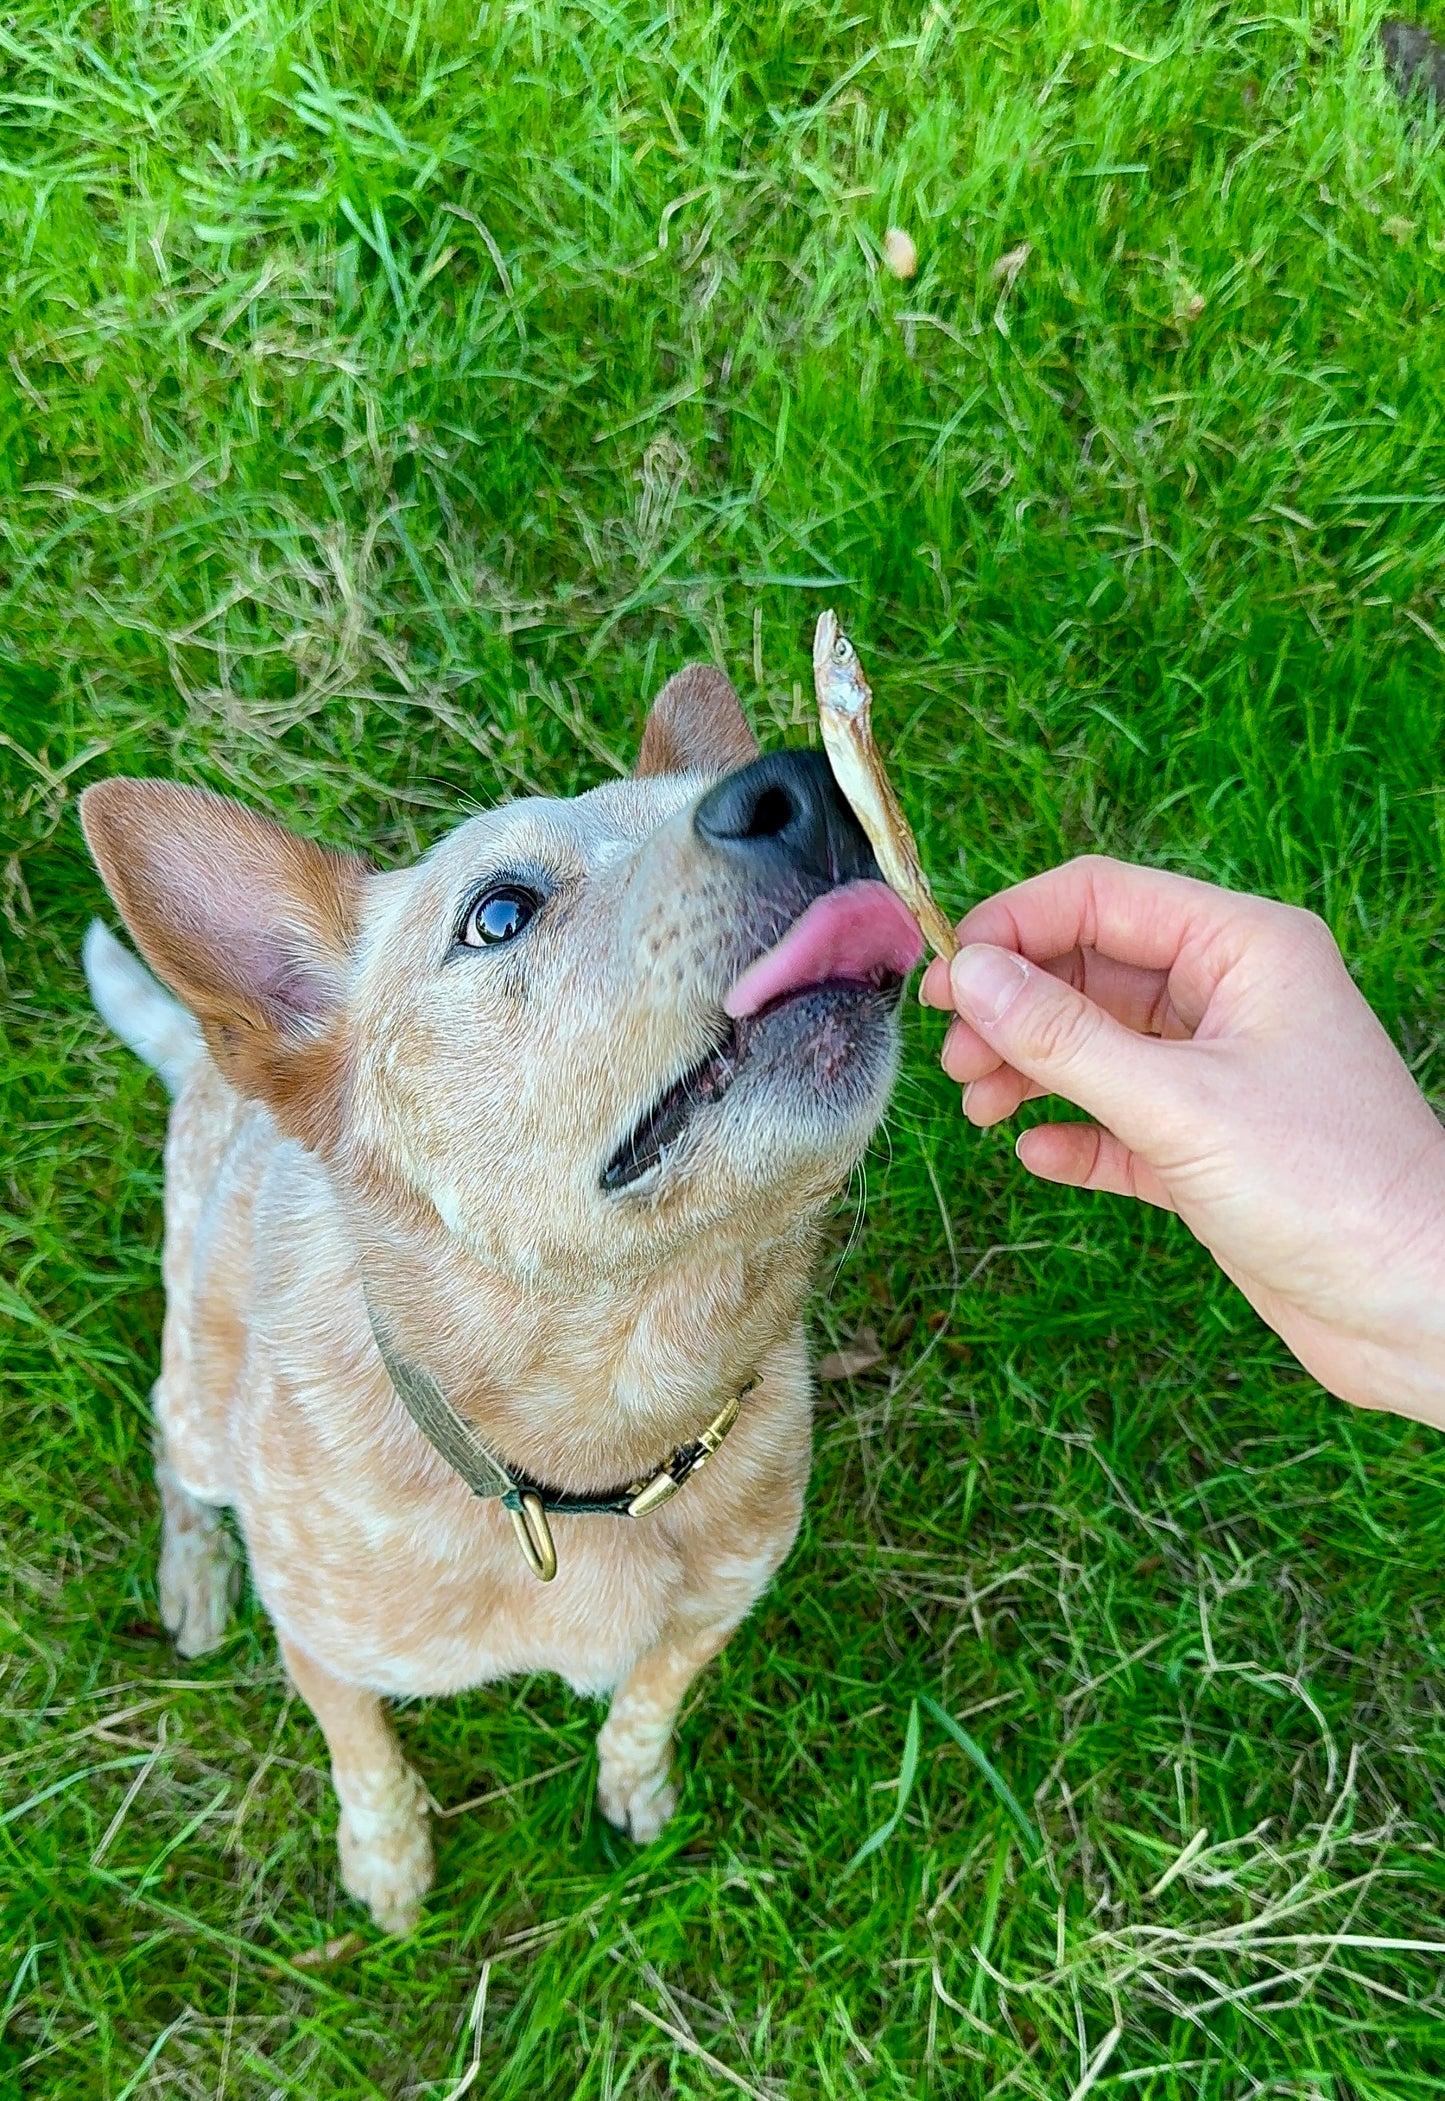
[919,855,1445,1432]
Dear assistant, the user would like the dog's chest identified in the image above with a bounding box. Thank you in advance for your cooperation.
[239,1442,693,1698]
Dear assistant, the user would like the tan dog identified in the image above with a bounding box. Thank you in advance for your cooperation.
[80,666,921,1931]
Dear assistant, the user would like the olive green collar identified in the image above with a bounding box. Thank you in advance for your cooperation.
[365,1301,750,1582]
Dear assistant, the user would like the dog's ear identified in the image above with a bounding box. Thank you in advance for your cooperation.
[635,663,759,777]
[79,779,370,1152]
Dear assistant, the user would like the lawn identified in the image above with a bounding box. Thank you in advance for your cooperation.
[7,0,1445,2092]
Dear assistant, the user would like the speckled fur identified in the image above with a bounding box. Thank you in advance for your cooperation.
[79,667,901,1931]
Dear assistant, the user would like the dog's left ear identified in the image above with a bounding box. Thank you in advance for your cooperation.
[635,663,759,778]
[80,778,371,1153]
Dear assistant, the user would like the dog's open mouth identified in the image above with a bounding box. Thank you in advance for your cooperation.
[601,881,922,1192]
[601,1020,753,1192]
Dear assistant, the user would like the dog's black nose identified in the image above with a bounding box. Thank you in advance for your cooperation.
[693,749,878,886]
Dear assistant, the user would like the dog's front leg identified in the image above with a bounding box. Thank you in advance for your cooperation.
[280,1636,433,1933]
[597,1621,736,1844]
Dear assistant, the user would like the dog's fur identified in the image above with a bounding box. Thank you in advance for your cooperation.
[80,667,902,1930]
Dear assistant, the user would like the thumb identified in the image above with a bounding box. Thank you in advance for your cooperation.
[947,943,1174,1140]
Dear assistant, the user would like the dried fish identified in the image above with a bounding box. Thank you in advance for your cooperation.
[813,611,958,960]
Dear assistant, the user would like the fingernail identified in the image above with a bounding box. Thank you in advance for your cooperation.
[950,944,1028,1026]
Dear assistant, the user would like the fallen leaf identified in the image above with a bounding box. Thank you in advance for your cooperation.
[991,241,1032,290]
[882,227,918,280]
[816,1326,885,1381]
[291,1931,365,1970]
[1383,215,1416,243]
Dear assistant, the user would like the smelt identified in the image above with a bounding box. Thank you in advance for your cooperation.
[813,610,958,961]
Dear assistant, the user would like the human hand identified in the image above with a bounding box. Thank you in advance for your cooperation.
[920,856,1445,1425]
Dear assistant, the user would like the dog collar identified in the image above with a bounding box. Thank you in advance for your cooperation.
[365,1302,751,1582]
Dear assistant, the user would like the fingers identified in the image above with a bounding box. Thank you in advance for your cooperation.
[957,855,1228,963]
[941,1014,998,1083]
[963,1063,1046,1125]
[1063,950,1191,1040]
[938,949,1190,1097]
[924,861,1218,1033]
[924,860,1288,1156]
[1014,1123,1176,1210]
[920,953,954,1008]
[928,857,1268,1025]
[940,943,1181,1147]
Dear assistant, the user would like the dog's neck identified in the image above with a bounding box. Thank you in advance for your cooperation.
[348,1192,822,1493]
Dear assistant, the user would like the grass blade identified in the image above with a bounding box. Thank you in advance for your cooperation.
[921,1696,1040,1861]
[842,1697,921,1878]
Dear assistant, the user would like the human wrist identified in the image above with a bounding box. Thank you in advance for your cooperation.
[1337,1136,1445,1424]
[1334,1332,1445,1429]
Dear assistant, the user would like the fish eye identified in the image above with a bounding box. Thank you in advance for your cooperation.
[459,886,539,948]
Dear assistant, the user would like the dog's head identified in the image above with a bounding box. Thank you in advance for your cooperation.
[81,667,920,1281]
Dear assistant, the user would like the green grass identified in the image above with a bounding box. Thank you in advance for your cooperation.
[7,0,1445,2091]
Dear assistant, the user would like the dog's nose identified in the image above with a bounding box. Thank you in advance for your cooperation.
[693,749,878,886]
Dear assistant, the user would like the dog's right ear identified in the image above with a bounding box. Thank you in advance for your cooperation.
[635,663,759,778]
[79,779,371,1151]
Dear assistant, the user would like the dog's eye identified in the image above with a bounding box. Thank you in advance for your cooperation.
[460,887,538,948]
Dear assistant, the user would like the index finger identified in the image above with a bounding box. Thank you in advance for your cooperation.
[955,856,1269,1016]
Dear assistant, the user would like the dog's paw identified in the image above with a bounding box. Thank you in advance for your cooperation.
[158,1515,241,1658]
[597,1758,679,1844]
[337,1776,433,1934]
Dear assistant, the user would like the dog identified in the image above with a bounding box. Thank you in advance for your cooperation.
[80,664,922,1931]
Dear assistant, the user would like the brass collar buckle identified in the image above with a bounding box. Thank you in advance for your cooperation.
[504,1384,750,1581]
[625,1388,744,1517]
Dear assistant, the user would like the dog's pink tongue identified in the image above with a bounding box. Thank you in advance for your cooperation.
[725,881,924,1019]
